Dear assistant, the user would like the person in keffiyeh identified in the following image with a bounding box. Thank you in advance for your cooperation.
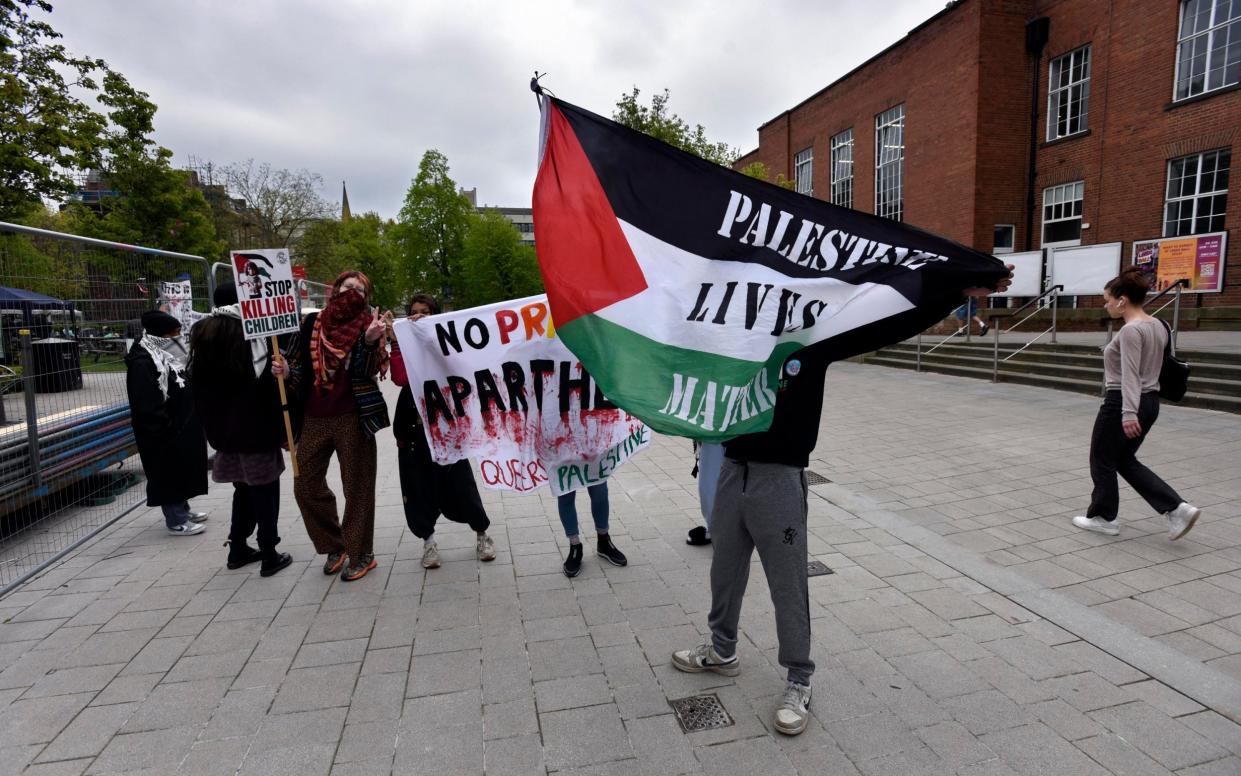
[125,310,209,536]
[188,282,293,578]
[282,270,391,582]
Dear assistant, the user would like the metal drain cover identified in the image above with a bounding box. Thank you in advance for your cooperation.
[805,470,831,485]
[807,560,834,577]
[669,693,734,733]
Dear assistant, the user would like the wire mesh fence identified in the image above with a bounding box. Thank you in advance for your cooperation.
[299,279,330,314]
[0,221,213,595]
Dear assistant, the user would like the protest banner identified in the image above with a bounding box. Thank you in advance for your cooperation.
[392,295,651,495]
[230,248,300,475]
[158,279,207,331]
[1131,232,1227,293]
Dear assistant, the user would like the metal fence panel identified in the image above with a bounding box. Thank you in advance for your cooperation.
[0,221,212,596]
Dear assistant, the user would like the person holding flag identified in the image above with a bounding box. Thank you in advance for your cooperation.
[283,270,390,582]
[529,91,1013,736]
[189,282,292,576]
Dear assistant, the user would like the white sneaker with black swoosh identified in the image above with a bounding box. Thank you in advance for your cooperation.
[671,642,740,676]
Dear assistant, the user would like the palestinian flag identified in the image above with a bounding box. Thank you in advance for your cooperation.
[532,96,1009,442]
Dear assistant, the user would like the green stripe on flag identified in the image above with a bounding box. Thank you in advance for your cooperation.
[558,314,803,442]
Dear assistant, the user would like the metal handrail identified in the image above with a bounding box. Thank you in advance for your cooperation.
[988,284,1064,381]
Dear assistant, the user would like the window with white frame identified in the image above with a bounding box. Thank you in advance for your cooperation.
[794,147,813,195]
[1175,0,1241,100]
[994,225,1015,254]
[1048,46,1091,140]
[874,105,904,221]
[830,129,854,208]
[1164,148,1231,236]
[1042,181,1084,244]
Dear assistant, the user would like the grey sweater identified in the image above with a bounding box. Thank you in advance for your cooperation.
[1103,318,1167,421]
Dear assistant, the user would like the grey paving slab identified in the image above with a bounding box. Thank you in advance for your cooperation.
[1,371,1238,774]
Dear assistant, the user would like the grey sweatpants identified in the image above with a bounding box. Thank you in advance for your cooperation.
[708,458,814,685]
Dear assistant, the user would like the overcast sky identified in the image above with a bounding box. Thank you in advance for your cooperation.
[49,0,948,219]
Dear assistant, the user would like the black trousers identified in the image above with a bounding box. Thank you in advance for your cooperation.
[1087,391,1182,521]
[229,480,281,551]
[398,434,490,540]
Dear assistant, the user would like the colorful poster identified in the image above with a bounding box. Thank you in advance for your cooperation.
[230,249,300,340]
[392,295,651,495]
[1131,232,1227,293]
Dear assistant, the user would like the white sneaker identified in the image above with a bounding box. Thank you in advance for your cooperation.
[421,542,441,569]
[671,642,740,676]
[167,522,205,536]
[1072,515,1119,536]
[1166,503,1201,541]
[774,680,813,736]
[188,511,209,523]
[476,533,496,562]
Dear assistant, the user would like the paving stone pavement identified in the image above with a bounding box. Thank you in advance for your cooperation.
[0,366,1239,775]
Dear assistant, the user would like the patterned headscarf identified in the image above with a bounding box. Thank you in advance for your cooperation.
[310,271,389,392]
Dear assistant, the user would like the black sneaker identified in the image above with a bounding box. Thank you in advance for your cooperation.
[686,526,711,546]
[225,541,262,570]
[597,534,628,567]
[260,551,293,577]
[979,322,990,336]
[563,544,583,577]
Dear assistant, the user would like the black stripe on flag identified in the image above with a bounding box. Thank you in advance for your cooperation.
[551,98,1008,300]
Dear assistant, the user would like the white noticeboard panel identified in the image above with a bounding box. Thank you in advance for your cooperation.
[231,249,300,340]
[990,250,1042,298]
[1049,243,1122,296]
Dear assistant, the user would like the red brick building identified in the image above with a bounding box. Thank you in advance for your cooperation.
[736,0,1241,320]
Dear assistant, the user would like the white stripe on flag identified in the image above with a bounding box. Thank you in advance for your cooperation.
[591,220,917,362]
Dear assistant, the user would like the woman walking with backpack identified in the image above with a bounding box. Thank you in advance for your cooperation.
[1072,269,1201,541]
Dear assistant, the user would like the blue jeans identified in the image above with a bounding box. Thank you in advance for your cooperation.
[161,501,191,528]
[557,483,608,538]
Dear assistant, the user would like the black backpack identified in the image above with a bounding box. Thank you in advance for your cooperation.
[1157,319,1190,402]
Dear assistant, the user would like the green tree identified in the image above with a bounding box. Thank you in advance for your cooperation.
[456,209,543,308]
[296,212,400,310]
[738,160,795,190]
[62,72,223,259]
[395,149,473,302]
[613,87,738,166]
[0,0,143,220]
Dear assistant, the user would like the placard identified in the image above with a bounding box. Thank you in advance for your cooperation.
[1131,232,1226,293]
[230,249,299,340]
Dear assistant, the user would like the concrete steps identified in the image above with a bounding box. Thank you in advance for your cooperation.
[858,340,1241,414]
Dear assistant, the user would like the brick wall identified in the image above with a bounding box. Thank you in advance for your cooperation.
[735,0,1241,310]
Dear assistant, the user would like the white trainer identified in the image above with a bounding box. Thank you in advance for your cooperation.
[1072,515,1119,536]
[167,521,205,536]
[476,533,496,562]
[421,542,441,569]
[671,642,739,676]
[774,680,813,736]
[1166,503,1201,541]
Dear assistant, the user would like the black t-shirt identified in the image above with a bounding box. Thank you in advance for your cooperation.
[723,348,830,469]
